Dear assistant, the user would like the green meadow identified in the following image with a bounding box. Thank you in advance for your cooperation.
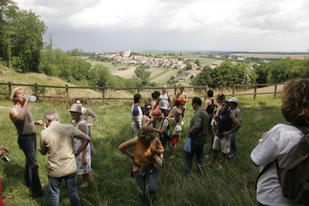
[0,95,285,206]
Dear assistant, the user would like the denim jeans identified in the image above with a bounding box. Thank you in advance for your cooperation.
[18,133,43,195]
[229,130,238,154]
[133,168,158,205]
[48,173,80,206]
[183,144,204,175]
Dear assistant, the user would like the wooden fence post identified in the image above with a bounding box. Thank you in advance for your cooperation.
[101,87,105,100]
[8,82,12,99]
[65,84,69,103]
[274,84,277,98]
[232,84,235,97]
[174,85,177,96]
[204,85,208,100]
[253,85,257,99]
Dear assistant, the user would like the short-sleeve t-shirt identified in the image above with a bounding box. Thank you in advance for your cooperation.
[230,108,242,122]
[250,124,304,206]
[189,109,209,145]
[131,104,143,129]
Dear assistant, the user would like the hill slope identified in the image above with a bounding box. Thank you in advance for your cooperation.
[0,65,100,98]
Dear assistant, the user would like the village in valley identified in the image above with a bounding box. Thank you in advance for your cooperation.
[94,49,219,82]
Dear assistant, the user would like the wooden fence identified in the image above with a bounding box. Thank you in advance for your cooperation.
[0,82,283,101]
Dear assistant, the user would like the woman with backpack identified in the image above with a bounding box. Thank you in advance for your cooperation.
[118,126,164,206]
[251,79,309,206]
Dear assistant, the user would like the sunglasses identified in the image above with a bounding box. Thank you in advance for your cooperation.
[146,107,152,110]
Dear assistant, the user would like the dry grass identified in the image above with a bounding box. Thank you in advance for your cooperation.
[0,65,100,98]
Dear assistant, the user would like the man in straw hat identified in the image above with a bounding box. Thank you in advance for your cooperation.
[40,110,90,206]
[9,87,44,197]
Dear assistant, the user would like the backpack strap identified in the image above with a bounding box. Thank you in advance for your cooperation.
[255,161,275,190]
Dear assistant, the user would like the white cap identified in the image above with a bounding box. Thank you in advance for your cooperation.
[228,97,238,104]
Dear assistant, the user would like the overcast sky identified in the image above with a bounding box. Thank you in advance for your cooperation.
[16,0,309,52]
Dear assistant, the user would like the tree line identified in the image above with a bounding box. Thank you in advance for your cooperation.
[192,59,309,88]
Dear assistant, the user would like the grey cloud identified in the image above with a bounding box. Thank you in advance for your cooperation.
[33,0,101,11]
[236,0,309,32]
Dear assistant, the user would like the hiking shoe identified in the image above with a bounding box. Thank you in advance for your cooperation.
[228,153,235,159]
[32,191,45,198]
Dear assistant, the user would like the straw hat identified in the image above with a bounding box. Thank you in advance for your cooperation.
[69,103,82,114]
[10,87,23,101]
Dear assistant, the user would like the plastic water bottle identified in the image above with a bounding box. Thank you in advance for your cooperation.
[28,95,37,102]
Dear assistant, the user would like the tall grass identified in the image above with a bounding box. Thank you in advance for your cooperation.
[0,96,285,206]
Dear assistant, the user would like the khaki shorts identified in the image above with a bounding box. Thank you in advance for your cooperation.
[212,135,230,154]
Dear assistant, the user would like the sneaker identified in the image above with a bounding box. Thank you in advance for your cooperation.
[228,153,235,159]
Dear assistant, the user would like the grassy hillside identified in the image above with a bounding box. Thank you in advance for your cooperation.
[0,65,101,98]
[0,96,285,206]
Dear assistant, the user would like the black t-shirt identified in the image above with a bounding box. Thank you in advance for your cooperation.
[206,99,215,116]
[217,110,233,134]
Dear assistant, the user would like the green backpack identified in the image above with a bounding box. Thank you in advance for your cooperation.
[256,126,309,204]
[277,126,309,204]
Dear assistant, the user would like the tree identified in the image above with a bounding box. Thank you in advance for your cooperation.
[11,10,46,72]
[185,63,192,70]
[0,0,18,68]
[267,59,303,83]
[194,59,200,66]
[192,60,255,88]
[254,64,268,84]
[0,0,46,72]
[134,66,150,85]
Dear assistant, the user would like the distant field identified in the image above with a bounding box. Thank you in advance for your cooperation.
[183,56,223,65]
[110,66,136,78]
[151,69,178,83]
[232,53,309,60]
[85,59,130,71]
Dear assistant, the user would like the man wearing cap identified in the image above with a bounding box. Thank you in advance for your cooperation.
[228,97,242,158]
[9,87,44,197]
[40,110,91,206]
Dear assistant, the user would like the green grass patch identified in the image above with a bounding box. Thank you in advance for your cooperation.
[0,97,285,205]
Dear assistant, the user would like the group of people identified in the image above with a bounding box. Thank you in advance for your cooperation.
[2,78,308,206]
[119,86,243,205]
[8,87,97,206]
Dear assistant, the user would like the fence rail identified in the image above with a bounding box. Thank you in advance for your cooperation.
[0,81,283,101]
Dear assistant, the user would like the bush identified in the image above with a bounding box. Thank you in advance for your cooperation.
[31,83,46,100]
